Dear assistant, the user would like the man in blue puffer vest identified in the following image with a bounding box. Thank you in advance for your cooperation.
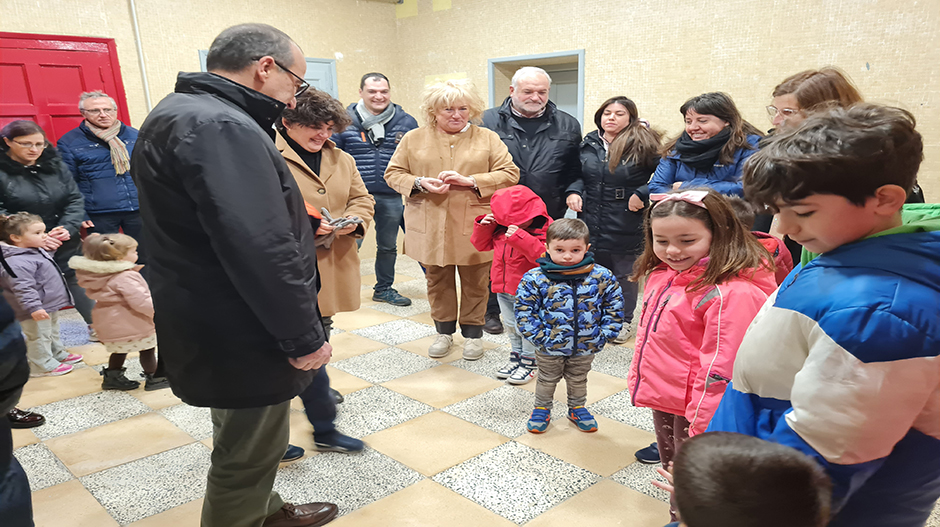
[332,73,418,307]
[58,92,145,265]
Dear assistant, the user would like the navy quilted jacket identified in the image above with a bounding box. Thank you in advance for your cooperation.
[331,103,418,195]
[57,121,139,215]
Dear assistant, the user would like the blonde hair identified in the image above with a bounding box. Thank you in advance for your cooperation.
[0,212,43,244]
[420,79,485,128]
[82,233,138,261]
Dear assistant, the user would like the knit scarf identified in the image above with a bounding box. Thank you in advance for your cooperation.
[674,127,731,171]
[86,121,130,175]
[356,100,396,146]
[537,252,596,281]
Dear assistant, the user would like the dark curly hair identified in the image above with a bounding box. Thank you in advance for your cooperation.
[280,89,351,133]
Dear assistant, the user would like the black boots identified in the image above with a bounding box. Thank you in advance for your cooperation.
[100,368,140,390]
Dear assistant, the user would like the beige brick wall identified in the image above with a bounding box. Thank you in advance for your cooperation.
[3,0,938,199]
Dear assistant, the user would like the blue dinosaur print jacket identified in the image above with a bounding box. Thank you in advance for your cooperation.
[515,258,624,356]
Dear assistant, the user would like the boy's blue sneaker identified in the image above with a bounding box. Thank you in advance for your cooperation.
[527,407,551,433]
[281,444,304,462]
[315,432,365,453]
[635,442,660,464]
[567,406,598,432]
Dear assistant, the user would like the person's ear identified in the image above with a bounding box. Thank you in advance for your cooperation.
[586,243,592,251]
[255,56,276,82]
[871,184,908,216]
[8,233,22,245]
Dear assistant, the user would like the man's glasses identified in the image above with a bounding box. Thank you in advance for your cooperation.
[255,57,309,97]
[11,140,46,150]
[81,108,117,115]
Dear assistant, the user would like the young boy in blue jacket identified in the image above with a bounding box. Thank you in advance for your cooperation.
[708,103,940,527]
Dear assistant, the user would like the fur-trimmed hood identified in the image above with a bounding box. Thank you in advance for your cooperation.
[68,255,140,274]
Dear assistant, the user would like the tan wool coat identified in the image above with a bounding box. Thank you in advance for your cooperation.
[384,125,519,267]
[277,134,375,317]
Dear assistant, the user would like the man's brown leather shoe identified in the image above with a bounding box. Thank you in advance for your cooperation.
[8,408,45,429]
[262,502,338,527]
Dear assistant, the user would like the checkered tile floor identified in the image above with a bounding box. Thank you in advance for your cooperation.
[14,255,940,526]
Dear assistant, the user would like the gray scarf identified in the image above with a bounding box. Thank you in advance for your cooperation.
[356,100,396,145]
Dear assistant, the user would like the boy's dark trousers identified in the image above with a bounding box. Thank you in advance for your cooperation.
[298,316,336,438]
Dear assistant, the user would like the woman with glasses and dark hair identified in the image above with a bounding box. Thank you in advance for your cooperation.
[566,96,661,344]
[649,92,763,197]
[0,119,92,429]
[275,89,374,455]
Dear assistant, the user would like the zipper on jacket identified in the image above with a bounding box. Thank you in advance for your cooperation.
[500,243,508,292]
[631,276,674,402]
[651,295,673,333]
[571,278,580,354]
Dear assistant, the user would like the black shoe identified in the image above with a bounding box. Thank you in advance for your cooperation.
[331,388,344,404]
[100,368,140,390]
[372,288,412,306]
[314,432,364,453]
[635,442,660,464]
[143,373,170,391]
[281,444,305,462]
[8,408,45,429]
[483,314,504,335]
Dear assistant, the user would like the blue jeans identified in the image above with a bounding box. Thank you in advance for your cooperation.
[298,316,336,438]
[496,293,536,360]
[372,194,405,293]
[594,252,638,325]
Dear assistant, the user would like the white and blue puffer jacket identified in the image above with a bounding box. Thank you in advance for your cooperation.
[709,205,940,527]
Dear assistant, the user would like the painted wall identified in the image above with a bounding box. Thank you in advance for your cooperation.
[393,0,940,200]
[2,0,938,198]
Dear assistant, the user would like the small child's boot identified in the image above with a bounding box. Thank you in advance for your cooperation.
[143,373,170,391]
[100,368,140,390]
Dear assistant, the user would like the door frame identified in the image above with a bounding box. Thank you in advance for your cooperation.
[0,31,131,126]
[487,49,585,127]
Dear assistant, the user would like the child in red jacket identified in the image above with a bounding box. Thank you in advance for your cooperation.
[471,185,552,384]
[727,196,794,285]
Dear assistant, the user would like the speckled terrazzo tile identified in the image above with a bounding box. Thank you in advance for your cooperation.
[59,309,91,347]
[449,345,511,378]
[590,390,654,433]
[80,442,211,525]
[590,344,635,379]
[359,257,376,276]
[442,385,565,438]
[927,502,940,527]
[332,347,440,383]
[433,441,600,524]
[30,390,150,440]
[390,278,428,298]
[333,385,434,437]
[611,461,670,503]
[394,257,425,279]
[274,447,423,515]
[351,319,438,346]
[14,443,74,491]
[160,404,213,440]
[479,330,511,347]
[367,298,431,317]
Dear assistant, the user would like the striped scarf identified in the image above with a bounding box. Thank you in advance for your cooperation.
[86,121,130,175]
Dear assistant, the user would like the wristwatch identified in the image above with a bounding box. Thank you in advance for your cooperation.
[414,177,429,193]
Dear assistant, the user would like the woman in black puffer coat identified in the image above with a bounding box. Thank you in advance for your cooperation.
[566,96,662,343]
[0,120,94,327]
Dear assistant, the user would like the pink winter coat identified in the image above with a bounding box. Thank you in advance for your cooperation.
[69,256,155,343]
[628,259,776,436]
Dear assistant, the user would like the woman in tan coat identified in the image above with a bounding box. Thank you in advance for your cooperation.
[385,79,519,360]
[277,89,374,453]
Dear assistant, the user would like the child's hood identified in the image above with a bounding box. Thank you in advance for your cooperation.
[69,256,139,289]
[0,243,41,258]
[490,185,550,229]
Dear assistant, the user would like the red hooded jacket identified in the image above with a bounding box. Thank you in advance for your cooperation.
[752,231,794,285]
[471,185,552,295]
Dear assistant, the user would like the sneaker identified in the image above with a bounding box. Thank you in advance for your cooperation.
[612,321,636,345]
[88,328,100,342]
[428,334,454,358]
[372,288,412,307]
[462,338,484,360]
[495,361,520,380]
[635,442,660,464]
[507,357,536,385]
[314,432,364,453]
[281,444,304,462]
[62,353,84,365]
[143,373,170,391]
[483,313,504,334]
[527,407,551,433]
[567,406,598,432]
[30,363,73,377]
[100,367,140,390]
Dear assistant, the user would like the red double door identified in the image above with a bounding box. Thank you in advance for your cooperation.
[0,32,131,145]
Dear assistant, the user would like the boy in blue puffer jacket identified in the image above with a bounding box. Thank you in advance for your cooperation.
[515,218,623,433]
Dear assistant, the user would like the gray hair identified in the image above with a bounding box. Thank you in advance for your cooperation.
[79,91,117,111]
[511,67,552,88]
[206,23,296,73]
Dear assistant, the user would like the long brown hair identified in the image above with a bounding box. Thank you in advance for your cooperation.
[630,189,773,292]
[772,67,863,112]
[662,92,763,165]
[595,96,662,172]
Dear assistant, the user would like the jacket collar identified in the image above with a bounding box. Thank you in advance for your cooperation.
[79,120,125,142]
[497,97,557,132]
[68,255,139,274]
[175,72,286,137]
[346,102,403,130]
[274,132,335,182]
[0,147,61,176]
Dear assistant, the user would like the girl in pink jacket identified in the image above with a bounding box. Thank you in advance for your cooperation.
[69,234,168,391]
[628,189,776,498]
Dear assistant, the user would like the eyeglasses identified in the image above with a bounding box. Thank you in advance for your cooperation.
[766,105,801,119]
[254,57,309,97]
[11,140,46,150]
[81,108,117,115]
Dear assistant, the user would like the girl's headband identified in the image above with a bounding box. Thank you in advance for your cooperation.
[650,190,709,210]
